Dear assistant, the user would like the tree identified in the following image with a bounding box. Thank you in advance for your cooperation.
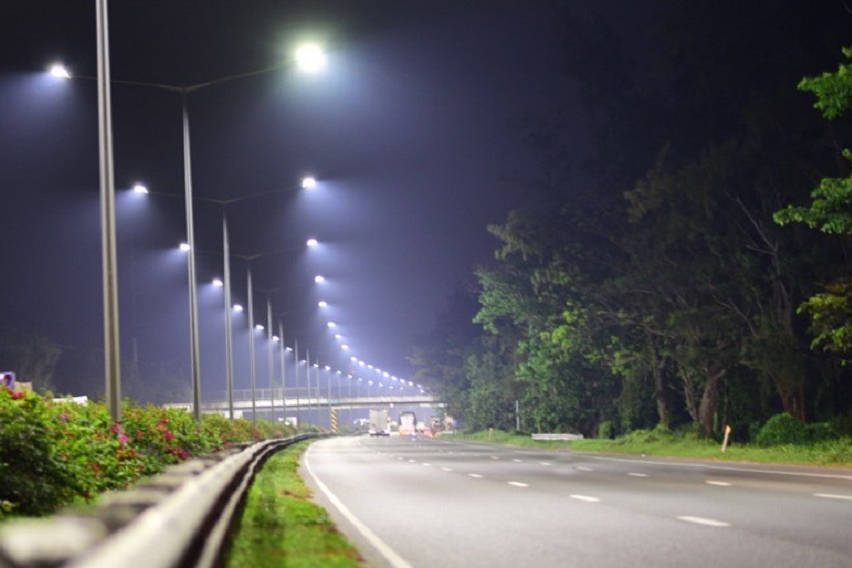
[774,46,852,363]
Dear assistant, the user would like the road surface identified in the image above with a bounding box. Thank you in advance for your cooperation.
[301,435,852,567]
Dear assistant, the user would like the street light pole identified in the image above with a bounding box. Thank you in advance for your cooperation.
[247,267,257,425]
[223,216,234,419]
[95,0,121,424]
[294,340,301,426]
[306,349,312,425]
[267,299,275,422]
[278,321,286,426]
[181,94,203,423]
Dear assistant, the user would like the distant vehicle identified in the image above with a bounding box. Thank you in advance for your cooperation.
[368,409,390,436]
[399,411,417,437]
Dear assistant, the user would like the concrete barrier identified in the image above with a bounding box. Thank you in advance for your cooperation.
[531,433,584,441]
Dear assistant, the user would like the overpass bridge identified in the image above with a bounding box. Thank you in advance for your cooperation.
[165,388,444,427]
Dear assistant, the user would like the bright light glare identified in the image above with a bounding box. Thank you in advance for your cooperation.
[358,361,365,367]
[350,356,357,362]
[317,300,328,308]
[295,43,326,73]
[334,334,342,340]
[179,242,190,252]
[301,176,317,189]
[49,63,70,79]
[306,238,318,247]
[233,304,243,313]
[408,381,414,386]
[273,336,280,342]
[341,344,349,351]
[325,365,331,371]
[212,278,224,287]
[314,275,325,283]
[367,365,373,370]
[327,321,337,328]
[383,372,389,378]
[255,324,265,331]
[132,183,149,194]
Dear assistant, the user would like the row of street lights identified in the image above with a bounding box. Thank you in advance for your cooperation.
[61,0,330,423]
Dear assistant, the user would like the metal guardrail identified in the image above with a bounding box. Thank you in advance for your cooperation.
[0,433,321,568]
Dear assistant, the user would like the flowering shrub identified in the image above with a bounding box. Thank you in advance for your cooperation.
[0,388,296,519]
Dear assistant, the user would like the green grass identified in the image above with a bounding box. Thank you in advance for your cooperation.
[225,441,362,568]
[441,429,852,467]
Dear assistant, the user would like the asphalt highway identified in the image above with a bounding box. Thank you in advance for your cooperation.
[301,435,852,568]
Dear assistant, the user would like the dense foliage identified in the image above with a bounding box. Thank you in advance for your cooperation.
[413,21,852,441]
[0,387,295,518]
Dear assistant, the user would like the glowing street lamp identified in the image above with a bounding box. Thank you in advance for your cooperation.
[350,356,357,362]
[132,182,149,194]
[301,176,317,189]
[341,344,349,351]
[232,304,244,313]
[334,333,342,340]
[317,300,328,308]
[212,278,224,287]
[314,275,325,283]
[49,63,71,79]
[327,321,337,329]
[306,237,319,247]
[255,324,265,332]
[179,242,190,252]
[295,43,326,73]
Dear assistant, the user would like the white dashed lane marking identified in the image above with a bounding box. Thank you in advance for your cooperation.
[508,481,529,487]
[422,463,431,467]
[468,473,484,478]
[408,460,416,463]
[540,462,552,466]
[576,466,593,472]
[677,516,730,527]
[441,467,453,472]
[706,480,731,487]
[628,472,648,477]
[814,493,852,501]
[569,494,600,503]
[513,459,523,463]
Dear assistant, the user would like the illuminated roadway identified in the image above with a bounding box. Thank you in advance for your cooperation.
[302,435,852,567]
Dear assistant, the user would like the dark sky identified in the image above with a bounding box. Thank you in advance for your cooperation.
[0,1,849,399]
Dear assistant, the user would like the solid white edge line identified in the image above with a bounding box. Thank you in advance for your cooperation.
[814,493,852,501]
[508,481,529,487]
[569,494,599,502]
[585,454,852,480]
[677,516,730,527]
[304,445,414,568]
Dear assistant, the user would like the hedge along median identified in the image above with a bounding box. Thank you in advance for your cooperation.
[0,386,298,519]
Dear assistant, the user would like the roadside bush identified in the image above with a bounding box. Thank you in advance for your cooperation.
[0,389,79,516]
[0,388,296,519]
[756,413,805,446]
[804,421,838,443]
[597,420,613,439]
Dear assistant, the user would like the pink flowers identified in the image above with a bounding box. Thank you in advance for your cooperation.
[110,423,120,434]
[118,433,129,445]
[163,430,174,441]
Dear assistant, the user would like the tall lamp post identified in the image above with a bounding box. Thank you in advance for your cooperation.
[94,0,121,422]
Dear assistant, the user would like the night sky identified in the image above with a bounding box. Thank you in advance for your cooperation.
[0,1,849,400]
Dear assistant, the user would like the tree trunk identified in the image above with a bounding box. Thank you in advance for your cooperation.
[646,332,670,429]
[698,370,726,438]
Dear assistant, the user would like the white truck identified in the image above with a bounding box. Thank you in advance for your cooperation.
[368,409,390,436]
[398,411,417,437]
